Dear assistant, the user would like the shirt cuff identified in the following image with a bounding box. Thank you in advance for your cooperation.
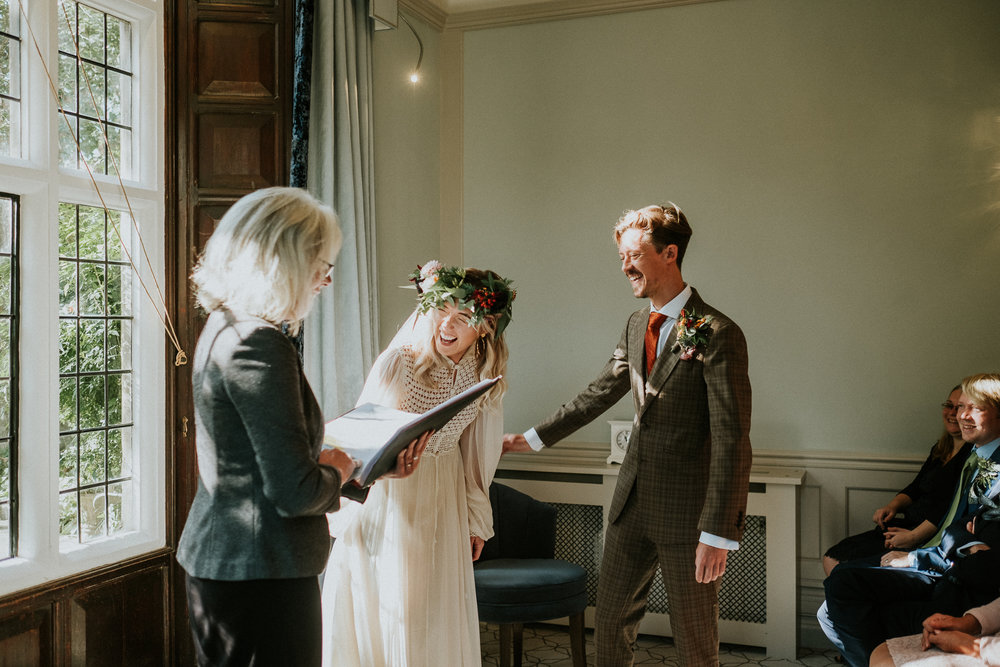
[524,428,545,451]
[969,606,1000,636]
[700,531,739,550]
[958,541,987,557]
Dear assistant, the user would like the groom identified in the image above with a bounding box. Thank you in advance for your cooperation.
[503,203,752,665]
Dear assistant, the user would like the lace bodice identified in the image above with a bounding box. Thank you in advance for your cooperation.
[395,346,482,455]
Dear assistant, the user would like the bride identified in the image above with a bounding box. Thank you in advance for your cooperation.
[321,261,516,666]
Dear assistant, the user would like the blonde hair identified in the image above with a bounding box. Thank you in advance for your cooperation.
[930,385,963,463]
[411,268,511,405]
[612,203,692,267]
[192,187,341,335]
[962,373,1000,412]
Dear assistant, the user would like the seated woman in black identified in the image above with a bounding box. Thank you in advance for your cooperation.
[823,385,970,576]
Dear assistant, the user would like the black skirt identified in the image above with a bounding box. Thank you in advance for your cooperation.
[824,517,914,562]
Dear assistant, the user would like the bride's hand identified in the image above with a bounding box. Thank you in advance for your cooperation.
[385,430,433,479]
[471,536,485,562]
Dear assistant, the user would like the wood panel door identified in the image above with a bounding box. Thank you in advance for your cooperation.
[169,0,294,662]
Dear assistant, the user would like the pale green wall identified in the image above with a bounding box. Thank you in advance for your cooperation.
[376,0,1000,453]
[372,13,442,348]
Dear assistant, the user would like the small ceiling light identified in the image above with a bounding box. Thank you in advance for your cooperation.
[399,14,423,84]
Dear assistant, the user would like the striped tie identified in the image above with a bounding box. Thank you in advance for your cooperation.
[923,450,980,548]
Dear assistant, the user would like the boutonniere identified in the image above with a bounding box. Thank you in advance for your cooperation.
[969,457,1000,504]
[674,308,713,360]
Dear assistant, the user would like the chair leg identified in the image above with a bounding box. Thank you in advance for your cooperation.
[569,612,586,667]
[499,624,512,667]
[512,622,524,667]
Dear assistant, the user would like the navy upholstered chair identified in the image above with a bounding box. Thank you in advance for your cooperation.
[475,483,588,667]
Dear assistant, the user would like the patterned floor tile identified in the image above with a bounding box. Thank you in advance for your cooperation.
[480,623,843,666]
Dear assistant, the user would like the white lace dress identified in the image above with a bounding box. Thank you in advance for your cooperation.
[321,344,503,667]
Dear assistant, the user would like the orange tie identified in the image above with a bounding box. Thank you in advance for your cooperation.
[645,312,669,375]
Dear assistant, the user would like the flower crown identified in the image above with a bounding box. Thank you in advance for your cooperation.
[408,261,516,337]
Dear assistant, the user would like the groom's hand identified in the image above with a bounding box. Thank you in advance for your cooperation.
[695,543,728,583]
[502,433,531,454]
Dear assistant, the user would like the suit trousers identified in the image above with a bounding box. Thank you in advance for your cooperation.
[821,563,953,667]
[595,488,721,666]
[185,572,322,667]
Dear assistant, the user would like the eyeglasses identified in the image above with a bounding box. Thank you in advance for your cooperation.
[942,402,958,411]
[320,260,335,279]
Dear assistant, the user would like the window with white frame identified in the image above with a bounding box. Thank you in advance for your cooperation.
[0,0,22,157]
[0,0,164,594]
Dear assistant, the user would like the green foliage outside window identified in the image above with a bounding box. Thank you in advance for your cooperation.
[58,201,132,545]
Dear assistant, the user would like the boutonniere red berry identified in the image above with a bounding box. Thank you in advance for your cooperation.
[674,308,713,360]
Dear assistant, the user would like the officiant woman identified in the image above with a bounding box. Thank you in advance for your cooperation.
[176,187,429,666]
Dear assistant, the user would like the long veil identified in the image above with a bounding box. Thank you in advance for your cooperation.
[327,306,504,540]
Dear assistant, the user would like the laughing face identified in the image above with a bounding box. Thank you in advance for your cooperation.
[617,227,676,307]
[432,302,480,363]
[942,387,963,438]
[956,392,1000,446]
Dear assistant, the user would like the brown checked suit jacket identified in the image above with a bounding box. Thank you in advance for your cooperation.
[535,287,752,545]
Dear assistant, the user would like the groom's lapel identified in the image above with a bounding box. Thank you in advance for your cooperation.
[639,290,701,418]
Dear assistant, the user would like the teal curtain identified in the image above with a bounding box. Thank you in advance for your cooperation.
[302,0,379,416]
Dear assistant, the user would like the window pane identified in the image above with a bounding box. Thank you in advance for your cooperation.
[79,262,105,315]
[59,434,77,490]
[78,205,104,259]
[105,209,123,260]
[58,117,78,168]
[59,319,77,373]
[0,7,21,159]
[58,200,134,550]
[59,376,77,431]
[0,0,16,36]
[107,264,131,315]
[0,500,9,560]
[107,318,130,371]
[0,321,8,376]
[0,197,10,253]
[78,118,106,174]
[58,261,77,316]
[0,193,14,561]
[79,430,104,485]
[107,373,131,425]
[0,378,8,438]
[107,428,128,478]
[108,480,129,533]
[1,35,19,97]
[80,486,105,542]
[106,17,130,70]
[107,70,130,125]
[78,374,105,429]
[58,53,77,114]
[0,98,15,157]
[59,491,78,540]
[77,4,104,64]
[0,257,8,315]
[78,319,104,372]
[58,2,133,178]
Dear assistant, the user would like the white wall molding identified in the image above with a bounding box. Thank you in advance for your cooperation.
[402,0,725,32]
[400,0,448,30]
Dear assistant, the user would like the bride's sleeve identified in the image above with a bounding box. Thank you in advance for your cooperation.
[460,399,504,540]
[355,346,407,409]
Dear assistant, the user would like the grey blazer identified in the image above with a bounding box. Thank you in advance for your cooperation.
[177,308,342,581]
